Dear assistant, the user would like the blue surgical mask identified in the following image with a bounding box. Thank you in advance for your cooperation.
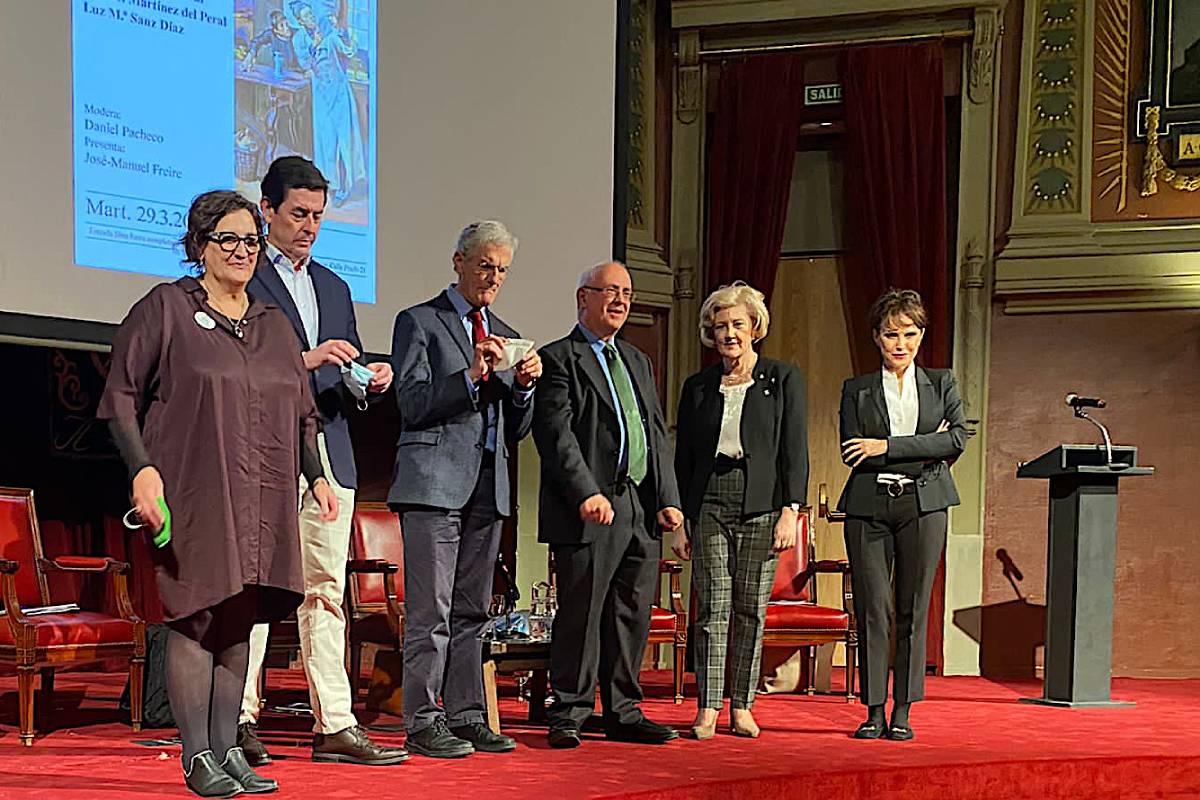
[341,361,374,409]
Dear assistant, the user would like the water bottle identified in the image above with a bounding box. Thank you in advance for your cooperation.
[273,51,284,80]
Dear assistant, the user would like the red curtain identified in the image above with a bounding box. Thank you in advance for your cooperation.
[842,42,950,672]
[841,43,949,373]
[705,55,808,308]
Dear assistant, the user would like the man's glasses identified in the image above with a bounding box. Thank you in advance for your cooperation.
[207,232,264,254]
[583,285,635,302]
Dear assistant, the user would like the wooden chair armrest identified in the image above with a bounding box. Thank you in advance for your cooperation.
[818,483,846,523]
[0,571,32,627]
[36,556,142,623]
[659,560,686,614]
[383,572,404,637]
[346,559,398,574]
[38,555,129,574]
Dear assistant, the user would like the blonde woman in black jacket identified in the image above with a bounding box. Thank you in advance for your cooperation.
[673,281,808,740]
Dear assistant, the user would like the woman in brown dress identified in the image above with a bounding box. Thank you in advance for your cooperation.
[99,190,337,798]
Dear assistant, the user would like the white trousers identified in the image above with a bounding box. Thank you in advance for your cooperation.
[240,434,358,734]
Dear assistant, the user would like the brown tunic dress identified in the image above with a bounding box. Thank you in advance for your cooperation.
[98,276,317,623]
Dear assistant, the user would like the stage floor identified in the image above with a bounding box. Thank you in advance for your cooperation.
[0,670,1197,799]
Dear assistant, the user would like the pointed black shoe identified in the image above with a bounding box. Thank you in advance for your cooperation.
[184,750,244,798]
[220,747,277,794]
[852,720,888,740]
[887,724,914,741]
[604,717,679,745]
[405,719,474,759]
[449,722,517,753]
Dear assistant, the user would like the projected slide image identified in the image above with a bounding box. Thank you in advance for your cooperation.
[72,0,377,302]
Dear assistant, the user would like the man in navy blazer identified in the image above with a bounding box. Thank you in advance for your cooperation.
[387,221,540,758]
[239,157,408,767]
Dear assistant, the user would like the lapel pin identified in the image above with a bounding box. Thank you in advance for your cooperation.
[194,311,216,330]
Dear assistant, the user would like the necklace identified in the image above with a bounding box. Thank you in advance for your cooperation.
[201,279,249,339]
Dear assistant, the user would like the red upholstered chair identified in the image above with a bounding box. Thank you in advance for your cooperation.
[548,552,687,704]
[0,487,146,745]
[761,502,857,702]
[346,503,404,700]
[647,561,687,704]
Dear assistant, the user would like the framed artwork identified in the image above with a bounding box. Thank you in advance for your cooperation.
[1135,0,1200,165]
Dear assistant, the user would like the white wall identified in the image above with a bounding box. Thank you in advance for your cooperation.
[0,1,616,352]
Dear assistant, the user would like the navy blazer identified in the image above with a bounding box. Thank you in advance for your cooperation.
[532,326,681,545]
[248,254,366,490]
[674,356,808,521]
[836,366,968,516]
[386,291,534,516]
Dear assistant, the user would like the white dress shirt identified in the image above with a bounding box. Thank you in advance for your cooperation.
[879,364,918,484]
[716,379,754,459]
[267,241,319,348]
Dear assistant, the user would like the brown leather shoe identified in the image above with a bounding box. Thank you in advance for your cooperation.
[237,723,270,767]
[312,726,409,766]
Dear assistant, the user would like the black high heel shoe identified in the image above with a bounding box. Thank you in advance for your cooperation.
[887,724,914,741]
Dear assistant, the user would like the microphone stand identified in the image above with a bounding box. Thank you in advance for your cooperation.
[1073,405,1115,466]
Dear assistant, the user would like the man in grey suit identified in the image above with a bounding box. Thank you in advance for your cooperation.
[533,261,684,749]
[388,221,541,758]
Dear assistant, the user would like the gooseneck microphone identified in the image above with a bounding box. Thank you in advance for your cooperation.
[1065,393,1106,409]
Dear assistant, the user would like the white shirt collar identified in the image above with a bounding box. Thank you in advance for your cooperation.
[266,240,310,275]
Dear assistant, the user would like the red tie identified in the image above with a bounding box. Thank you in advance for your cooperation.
[468,308,489,382]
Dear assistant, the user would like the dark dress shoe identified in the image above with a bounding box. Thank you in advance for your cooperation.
[853,720,888,740]
[449,722,517,753]
[237,723,270,767]
[605,717,679,745]
[887,724,914,741]
[312,725,410,766]
[405,719,474,759]
[184,750,244,798]
[220,748,277,794]
[547,727,582,749]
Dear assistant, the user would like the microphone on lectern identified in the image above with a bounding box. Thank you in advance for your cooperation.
[1065,393,1106,410]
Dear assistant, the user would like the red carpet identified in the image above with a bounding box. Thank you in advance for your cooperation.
[1,670,1197,799]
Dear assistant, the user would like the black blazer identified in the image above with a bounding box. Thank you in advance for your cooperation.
[533,326,681,545]
[836,366,968,516]
[248,254,370,490]
[674,356,808,521]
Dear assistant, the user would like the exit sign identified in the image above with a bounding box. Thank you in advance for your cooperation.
[805,83,842,105]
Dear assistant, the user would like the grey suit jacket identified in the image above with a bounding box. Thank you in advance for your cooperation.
[836,366,968,516]
[533,326,681,545]
[386,290,534,516]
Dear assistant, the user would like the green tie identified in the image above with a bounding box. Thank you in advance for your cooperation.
[604,342,648,485]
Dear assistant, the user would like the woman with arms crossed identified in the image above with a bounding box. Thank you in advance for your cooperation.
[99,190,338,797]
[838,289,967,741]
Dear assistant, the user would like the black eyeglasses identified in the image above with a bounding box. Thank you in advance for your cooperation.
[583,285,635,302]
[207,232,264,253]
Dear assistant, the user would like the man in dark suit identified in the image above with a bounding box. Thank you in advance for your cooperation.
[534,261,684,749]
[240,156,408,766]
[388,221,541,758]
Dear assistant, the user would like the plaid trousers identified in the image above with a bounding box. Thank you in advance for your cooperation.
[691,464,778,709]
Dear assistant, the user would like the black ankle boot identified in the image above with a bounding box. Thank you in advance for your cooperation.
[183,750,244,798]
[221,747,278,793]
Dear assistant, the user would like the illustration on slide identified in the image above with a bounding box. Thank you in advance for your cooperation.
[234,0,371,225]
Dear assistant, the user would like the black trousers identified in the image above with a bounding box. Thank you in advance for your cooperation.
[844,486,947,707]
[398,460,503,734]
[547,481,661,729]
